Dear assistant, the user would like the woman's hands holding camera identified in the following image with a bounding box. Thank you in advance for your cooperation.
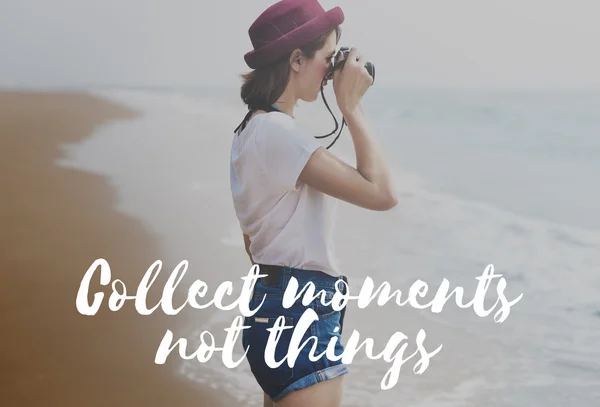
[332,47,374,117]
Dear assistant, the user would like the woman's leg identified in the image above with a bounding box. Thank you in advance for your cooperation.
[264,392,274,407]
[274,375,345,407]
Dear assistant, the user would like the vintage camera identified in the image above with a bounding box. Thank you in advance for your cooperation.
[325,47,375,83]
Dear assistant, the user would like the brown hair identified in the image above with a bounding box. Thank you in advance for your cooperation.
[240,26,342,109]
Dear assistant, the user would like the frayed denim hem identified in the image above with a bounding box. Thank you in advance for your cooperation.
[270,363,350,402]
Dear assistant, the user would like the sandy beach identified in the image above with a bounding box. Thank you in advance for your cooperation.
[0,90,238,407]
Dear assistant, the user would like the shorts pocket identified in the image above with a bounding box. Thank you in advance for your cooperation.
[312,288,339,321]
[245,295,302,393]
[245,315,295,392]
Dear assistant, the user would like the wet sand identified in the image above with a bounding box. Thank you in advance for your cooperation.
[0,90,237,407]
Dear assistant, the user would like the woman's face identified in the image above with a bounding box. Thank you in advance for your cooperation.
[295,31,338,102]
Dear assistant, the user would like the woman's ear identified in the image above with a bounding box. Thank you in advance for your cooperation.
[290,50,303,72]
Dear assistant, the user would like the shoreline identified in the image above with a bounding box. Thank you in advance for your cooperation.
[0,90,238,407]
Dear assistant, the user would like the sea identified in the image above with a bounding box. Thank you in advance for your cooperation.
[59,84,600,406]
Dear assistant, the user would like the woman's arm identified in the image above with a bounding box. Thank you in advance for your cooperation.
[243,233,255,265]
[298,104,398,211]
[299,47,398,211]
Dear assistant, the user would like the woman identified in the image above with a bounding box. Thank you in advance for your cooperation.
[230,0,398,405]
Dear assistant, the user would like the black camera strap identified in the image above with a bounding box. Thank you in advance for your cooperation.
[234,103,281,135]
[315,82,346,150]
[234,91,345,150]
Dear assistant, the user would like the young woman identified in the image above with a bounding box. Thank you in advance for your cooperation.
[230,1,397,406]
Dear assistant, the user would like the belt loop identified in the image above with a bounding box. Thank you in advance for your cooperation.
[338,275,349,335]
[282,267,291,290]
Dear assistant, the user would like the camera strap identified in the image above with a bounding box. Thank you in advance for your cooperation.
[234,85,345,150]
[234,103,281,135]
[315,82,346,150]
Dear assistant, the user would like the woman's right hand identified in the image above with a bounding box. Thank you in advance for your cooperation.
[332,47,374,116]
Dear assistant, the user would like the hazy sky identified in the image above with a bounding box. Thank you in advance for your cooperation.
[1,0,599,89]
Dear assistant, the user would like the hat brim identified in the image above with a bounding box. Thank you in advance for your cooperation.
[244,7,344,69]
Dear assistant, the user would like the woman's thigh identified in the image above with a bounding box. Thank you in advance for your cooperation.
[264,392,274,407]
[274,375,344,407]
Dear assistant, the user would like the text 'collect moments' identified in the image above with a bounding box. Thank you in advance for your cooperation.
[75,260,523,390]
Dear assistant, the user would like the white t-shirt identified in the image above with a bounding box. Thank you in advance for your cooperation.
[230,111,340,277]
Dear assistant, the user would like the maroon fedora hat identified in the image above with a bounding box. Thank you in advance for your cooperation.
[244,0,344,69]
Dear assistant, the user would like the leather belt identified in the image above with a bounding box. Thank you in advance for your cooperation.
[255,263,350,335]
[256,264,284,286]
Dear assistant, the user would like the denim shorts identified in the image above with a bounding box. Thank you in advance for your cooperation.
[241,265,350,402]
